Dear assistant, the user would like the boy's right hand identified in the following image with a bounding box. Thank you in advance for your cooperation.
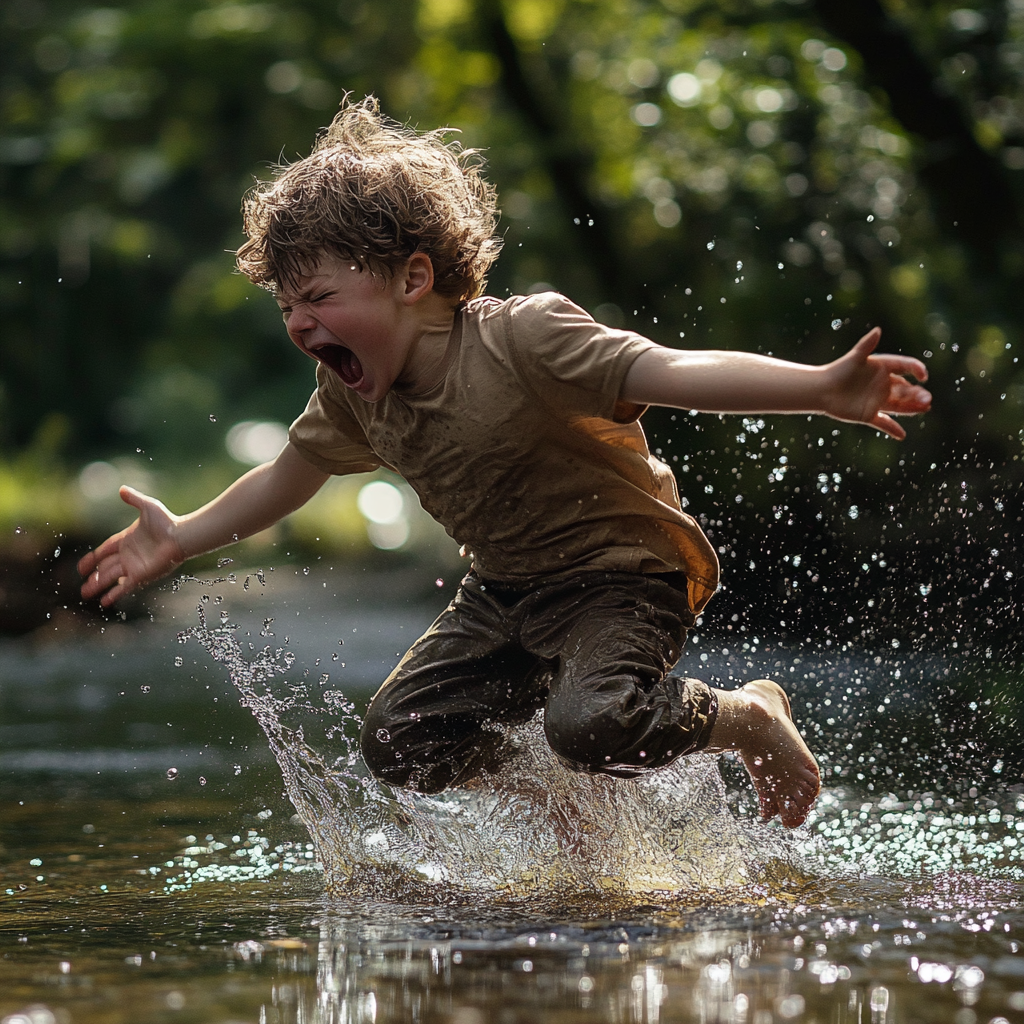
[78,486,186,607]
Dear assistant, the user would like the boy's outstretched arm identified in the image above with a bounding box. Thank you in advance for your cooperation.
[78,442,329,607]
[621,327,931,440]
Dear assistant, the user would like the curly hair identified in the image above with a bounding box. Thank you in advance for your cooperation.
[236,97,502,302]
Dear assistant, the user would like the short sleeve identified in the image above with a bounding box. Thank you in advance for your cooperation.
[506,292,658,421]
[288,364,383,476]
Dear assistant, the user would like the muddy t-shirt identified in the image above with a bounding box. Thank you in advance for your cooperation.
[288,292,719,615]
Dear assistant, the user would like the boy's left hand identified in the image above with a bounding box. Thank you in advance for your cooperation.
[823,327,931,440]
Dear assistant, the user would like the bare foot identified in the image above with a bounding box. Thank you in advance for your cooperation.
[707,679,820,828]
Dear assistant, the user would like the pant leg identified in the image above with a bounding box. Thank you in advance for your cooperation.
[519,572,718,777]
[360,574,550,794]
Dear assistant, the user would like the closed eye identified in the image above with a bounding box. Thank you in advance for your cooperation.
[278,292,332,314]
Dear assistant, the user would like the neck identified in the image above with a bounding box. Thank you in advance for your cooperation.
[395,293,459,394]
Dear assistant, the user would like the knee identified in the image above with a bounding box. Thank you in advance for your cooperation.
[359,700,463,795]
[360,699,418,790]
[543,702,619,773]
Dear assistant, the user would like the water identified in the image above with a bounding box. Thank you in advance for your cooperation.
[3,569,1024,1023]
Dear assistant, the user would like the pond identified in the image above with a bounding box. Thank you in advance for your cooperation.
[2,567,1022,1024]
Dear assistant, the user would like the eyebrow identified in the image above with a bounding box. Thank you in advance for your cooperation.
[275,279,330,307]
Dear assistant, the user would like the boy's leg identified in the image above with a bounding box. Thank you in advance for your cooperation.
[522,572,819,826]
[522,572,715,774]
[702,679,820,827]
[360,574,549,794]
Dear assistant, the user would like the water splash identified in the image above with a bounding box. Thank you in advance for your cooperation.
[176,583,802,902]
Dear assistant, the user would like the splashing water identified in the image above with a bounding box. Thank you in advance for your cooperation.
[176,583,803,903]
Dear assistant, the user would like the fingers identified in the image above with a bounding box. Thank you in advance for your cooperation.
[852,326,882,356]
[76,549,98,577]
[98,577,133,608]
[872,413,906,441]
[80,552,128,602]
[874,353,929,383]
[119,484,149,510]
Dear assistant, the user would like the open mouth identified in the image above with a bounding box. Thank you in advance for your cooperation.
[312,343,363,387]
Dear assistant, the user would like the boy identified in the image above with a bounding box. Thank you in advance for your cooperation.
[79,99,931,829]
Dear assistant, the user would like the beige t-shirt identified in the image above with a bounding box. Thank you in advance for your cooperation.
[289,292,719,614]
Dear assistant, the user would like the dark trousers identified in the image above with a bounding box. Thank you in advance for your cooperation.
[359,570,718,794]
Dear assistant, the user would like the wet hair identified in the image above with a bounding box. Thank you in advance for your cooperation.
[236,96,502,302]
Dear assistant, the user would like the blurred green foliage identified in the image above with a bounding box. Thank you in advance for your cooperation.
[1,0,1022,644]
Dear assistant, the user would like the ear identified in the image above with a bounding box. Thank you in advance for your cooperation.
[401,253,435,304]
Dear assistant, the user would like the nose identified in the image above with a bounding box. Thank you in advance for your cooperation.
[285,303,317,333]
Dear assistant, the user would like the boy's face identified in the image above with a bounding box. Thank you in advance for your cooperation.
[275,258,415,403]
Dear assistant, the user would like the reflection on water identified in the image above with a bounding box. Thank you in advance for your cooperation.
[3,574,1024,1023]
[3,797,1024,1024]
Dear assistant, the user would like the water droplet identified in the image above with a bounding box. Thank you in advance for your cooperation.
[217,557,233,567]
[376,729,391,744]
[174,656,183,667]
[319,673,329,684]
[303,567,310,575]
[233,764,242,776]
[435,578,444,587]
[209,414,217,422]
[140,685,150,693]
[166,768,179,781]
[831,319,843,330]
[919,583,932,596]
[220,610,230,623]
[706,240,715,250]
[331,652,339,661]
[53,547,61,558]
[735,260,743,271]
[199,776,207,786]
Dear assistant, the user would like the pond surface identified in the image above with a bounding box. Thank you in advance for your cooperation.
[2,568,1023,1024]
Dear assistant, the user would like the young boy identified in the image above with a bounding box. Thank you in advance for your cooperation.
[79,99,930,829]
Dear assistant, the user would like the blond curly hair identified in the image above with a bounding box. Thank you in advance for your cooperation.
[236,97,502,302]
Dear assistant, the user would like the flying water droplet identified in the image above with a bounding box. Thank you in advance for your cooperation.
[174,656,183,667]
[53,547,61,558]
[199,776,207,786]
[831,319,843,330]
[166,767,179,781]
[376,729,392,744]
[209,414,217,422]
[140,685,150,693]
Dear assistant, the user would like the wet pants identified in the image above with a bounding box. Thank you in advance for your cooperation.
[359,570,718,794]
